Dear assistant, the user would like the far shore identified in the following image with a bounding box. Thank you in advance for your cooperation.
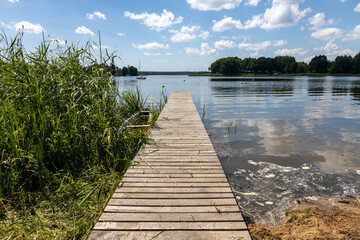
[188,73,360,77]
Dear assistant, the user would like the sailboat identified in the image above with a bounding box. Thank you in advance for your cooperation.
[136,60,146,80]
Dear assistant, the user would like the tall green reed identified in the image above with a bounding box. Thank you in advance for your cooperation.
[0,33,148,200]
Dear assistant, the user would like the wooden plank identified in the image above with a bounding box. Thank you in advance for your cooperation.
[93,221,248,231]
[112,193,234,199]
[107,198,237,206]
[132,165,223,168]
[125,169,225,174]
[122,182,229,187]
[89,230,251,240]
[115,187,233,193]
[104,205,241,213]
[136,156,220,160]
[99,212,244,222]
[123,173,226,178]
[121,177,228,183]
[130,164,222,168]
[90,91,249,239]
[132,162,222,166]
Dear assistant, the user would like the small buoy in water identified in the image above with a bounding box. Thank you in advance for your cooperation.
[183,80,185,82]
[162,85,165,88]
[302,166,310,170]
[265,201,273,205]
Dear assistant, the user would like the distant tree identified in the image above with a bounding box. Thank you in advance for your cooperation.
[330,55,353,73]
[352,52,360,73]
[209,58,224,73]
[274,56,296,73]
[121,66,128,76]
[309,55,329,73]
[296,62,308,73]
[208,57,242,75]
[115,67,122,76]
[128,66,138,76]
[253,57,274,74]
[110,61,116,76]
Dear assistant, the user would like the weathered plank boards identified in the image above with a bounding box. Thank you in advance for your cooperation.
[89,91,250,240]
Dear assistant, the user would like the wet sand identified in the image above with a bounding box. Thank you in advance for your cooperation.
[248,196,360,240]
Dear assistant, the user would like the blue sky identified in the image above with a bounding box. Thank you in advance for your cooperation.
[1,0,360,71]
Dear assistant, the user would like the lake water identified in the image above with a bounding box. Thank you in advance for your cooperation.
[116,75,360,225]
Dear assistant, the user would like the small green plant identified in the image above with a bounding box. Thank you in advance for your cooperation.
[215,206,221,213]
[148,88,168,126]
[303,207,312,218]
[228,122,233,135]
[288,213,299,222]
[201,104,206,121]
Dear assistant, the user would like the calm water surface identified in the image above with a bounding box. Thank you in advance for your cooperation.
[117,75,360,225]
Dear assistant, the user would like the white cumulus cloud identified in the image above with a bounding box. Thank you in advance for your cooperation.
[86,11,107,20]
[184,43,217,55]
[273,40,287,46]
[124,9,183,31]
[308,12,334,30]
[75,26,95,36]
[311,27,342,41]
[244,14,264,29]
[14,21,44,34]
[8,0,19,3]
[144,52,162,56]
[245,0,261,6]
[169,25,209,42]
[344,24,360,40]
[212,17,243,32]
[260,0,311,30]
[238,41,271,51]
[132,42,170,49]
[275,48,308,56]
[186,0,242,11]
[91,45,109,50]
[117,33,126,37]
[308,13,326,30]
[314,42,356,58]
[214,40,236,49]
[1,21,13,29]
[50,38,66,46]
[355,2,360,12]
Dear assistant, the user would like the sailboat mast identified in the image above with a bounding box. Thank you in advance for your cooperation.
[99,30,102,66]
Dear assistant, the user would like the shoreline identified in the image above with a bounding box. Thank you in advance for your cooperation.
[188,73,360,77]
[247,196,360,239]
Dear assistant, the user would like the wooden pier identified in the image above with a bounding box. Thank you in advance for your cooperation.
[89,91,251,240]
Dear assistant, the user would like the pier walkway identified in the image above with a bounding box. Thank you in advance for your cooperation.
[89,91,250,240]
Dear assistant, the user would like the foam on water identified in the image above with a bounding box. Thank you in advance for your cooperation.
[228,161,360,226]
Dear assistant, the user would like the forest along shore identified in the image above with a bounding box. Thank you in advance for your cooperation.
[248,196,360,240]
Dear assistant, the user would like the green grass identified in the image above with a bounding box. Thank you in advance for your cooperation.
[0,32,165,239]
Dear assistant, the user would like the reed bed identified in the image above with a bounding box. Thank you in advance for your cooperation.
[0,33,163,239]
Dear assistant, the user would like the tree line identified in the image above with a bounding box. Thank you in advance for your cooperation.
[92,62,139,76]
[209,53,360,75]
[111,65,139,76]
